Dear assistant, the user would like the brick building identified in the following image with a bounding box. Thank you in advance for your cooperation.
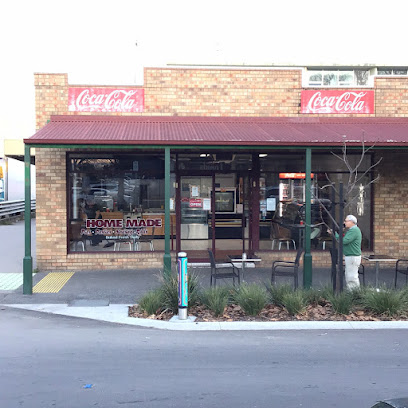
[24,66,408,278]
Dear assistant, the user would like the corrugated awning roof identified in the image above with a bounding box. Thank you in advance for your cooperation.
[24,115,408,147]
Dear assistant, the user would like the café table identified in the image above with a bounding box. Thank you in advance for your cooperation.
[227,254,262,282]
[362,255,398,289]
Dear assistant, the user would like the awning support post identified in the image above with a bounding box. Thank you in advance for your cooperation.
[23,144,33,294]
[163,147,172,278]
[303,147,312,288]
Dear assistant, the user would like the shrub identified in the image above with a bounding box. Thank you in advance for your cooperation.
[328,292,354,315]
[138,289,164,315]
[281,291,306,316]
[265,284,293,307]
[200,286,231,317]
[361,288,408,317]
[303,287,327,306]
[159,272,201,313]
[233,283,268,316]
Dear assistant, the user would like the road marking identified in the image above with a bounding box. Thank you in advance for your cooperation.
[0,273,24,290]
[33,272,75,293]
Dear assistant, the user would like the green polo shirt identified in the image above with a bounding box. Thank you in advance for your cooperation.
[336,225,362,256]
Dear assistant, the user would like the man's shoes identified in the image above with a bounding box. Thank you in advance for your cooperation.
[104,242,114,248]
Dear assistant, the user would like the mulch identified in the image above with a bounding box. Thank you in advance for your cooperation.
[128,302,408,322]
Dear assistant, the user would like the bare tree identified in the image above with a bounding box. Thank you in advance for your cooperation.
[312,136,382,292]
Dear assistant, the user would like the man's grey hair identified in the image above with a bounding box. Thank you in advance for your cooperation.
[345,215,357,224]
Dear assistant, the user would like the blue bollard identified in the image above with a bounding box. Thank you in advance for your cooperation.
[177,251,188,320]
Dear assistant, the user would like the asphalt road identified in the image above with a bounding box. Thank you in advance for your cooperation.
[1,307,408,408]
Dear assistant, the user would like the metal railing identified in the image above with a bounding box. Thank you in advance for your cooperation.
[0,199,36,218]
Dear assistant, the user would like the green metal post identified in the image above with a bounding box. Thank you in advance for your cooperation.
[303,147,312,288]
[23,144,33,294]
[163,147,172,278]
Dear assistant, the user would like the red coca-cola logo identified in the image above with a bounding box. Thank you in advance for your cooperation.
[301,90,374,114]
[68,87,144,113]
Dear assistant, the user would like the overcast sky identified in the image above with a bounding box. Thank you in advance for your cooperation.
[0,0,406,141]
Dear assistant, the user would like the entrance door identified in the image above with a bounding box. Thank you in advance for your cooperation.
[177,174,250,261]
[179,176,212,260]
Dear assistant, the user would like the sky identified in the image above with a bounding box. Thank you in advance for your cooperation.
[0,0,407,142]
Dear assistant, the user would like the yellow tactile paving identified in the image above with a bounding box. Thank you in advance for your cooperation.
[33,272,75,293]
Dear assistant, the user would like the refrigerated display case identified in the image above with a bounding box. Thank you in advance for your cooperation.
[180,205,209,239]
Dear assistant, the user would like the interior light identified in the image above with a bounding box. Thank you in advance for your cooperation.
[259,154,268,158]
[200,153,210,157]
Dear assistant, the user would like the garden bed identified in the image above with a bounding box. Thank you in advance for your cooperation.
[128,302,408,322]
[128,276,408,322]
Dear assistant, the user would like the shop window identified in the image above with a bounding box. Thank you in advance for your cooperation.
[68,154,175,252]
[259,153,373,251]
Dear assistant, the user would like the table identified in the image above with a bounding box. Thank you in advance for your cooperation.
[362,255,398,289]
[228,255,262,282]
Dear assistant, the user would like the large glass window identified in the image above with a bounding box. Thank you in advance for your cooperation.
[68,153,175,252]
[259,153,373,251]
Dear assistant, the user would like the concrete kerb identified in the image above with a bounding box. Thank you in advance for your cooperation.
[4,303,408,331]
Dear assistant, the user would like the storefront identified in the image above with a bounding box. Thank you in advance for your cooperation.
[22,68,408,292]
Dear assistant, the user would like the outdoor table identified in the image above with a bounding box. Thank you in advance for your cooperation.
[228,255,262,282]
[362,255,398,289]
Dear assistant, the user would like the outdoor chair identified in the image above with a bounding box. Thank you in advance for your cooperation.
[208,249,240,287]
[271,221,296,250]
[271,247,303,289]
[395,259,408,288]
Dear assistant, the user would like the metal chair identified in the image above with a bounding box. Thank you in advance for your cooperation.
[395,259,408,288]
[208,249,240,287]
[271,247,303,289]
[271,222,296,250]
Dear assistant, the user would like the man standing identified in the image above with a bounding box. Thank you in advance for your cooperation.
[328,215,362,290]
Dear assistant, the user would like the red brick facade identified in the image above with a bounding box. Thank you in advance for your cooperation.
[33,68,408,271]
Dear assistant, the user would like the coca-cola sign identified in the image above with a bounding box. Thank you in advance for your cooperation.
[301,90,374,114]
[68,87,144,112]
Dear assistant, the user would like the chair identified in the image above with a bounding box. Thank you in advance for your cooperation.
[395,259,408,288]
[69,222,86,251]
[138,226,155,251]
[208,249,240,287]
[271,222,296,250]
[318,235,332,250]
[271,247,303,289]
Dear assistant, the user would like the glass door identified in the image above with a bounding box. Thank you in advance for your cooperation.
[179,176,212,260]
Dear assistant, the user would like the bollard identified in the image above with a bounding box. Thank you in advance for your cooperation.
[177,251,188,320]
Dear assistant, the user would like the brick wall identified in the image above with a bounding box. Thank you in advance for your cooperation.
[144,68,301,117]
[373,151,408,257]
[35,74,69,130]
[375,77,408,117]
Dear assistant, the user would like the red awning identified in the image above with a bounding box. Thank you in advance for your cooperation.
[25,115,408,147]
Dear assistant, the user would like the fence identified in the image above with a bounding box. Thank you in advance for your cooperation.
[0,199,36,218]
